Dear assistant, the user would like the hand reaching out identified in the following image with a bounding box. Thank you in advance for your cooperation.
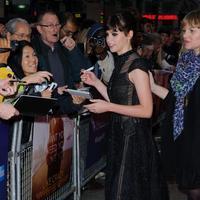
[0,103,19,120]
[80,71,99,87]
[41,89,52,98]
[57,85,68,95]
[60,36,76,51]
[148,71,155,91]
[22,71,53,85]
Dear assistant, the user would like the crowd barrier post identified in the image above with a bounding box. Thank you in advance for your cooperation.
[72,116,78,200]
[9,119,23,200]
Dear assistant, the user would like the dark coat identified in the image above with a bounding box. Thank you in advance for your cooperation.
[31,35,90,115]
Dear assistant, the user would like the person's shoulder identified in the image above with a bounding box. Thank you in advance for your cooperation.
[129,56,150,72]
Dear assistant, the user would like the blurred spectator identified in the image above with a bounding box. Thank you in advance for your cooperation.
[136,33,155,70]
[59,12,79,40]
[5,18,31,42]
[137,34,154,59]
[0,18,32,64]
[0,23,6,38]
[86,23,114,85]
[158,27,181,70]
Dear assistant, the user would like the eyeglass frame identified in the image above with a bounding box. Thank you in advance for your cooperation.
[39,23,61,29]
[60,28,78,37]
[88,36,106,48]
[13,32,31,40]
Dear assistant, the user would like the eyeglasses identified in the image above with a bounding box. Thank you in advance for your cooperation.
[13,32,31,40]
[39,24,61,29]
[88,37,106,47]
[61,29,78,37]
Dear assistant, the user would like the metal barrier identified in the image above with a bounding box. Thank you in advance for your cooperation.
[6,111,108,200]
[4,70,172,199]
[76,112,109,199]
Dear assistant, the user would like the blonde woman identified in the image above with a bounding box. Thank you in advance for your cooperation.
[150,9,200,200]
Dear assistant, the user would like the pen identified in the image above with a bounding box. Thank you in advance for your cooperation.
[9,79,27,84]
[85,66,94,71]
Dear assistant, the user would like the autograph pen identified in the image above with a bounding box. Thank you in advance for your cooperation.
[85,66,94,71]
[9,79,27,84]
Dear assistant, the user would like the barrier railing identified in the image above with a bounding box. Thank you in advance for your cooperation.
[6,111,108,200]
[5,70,171,200]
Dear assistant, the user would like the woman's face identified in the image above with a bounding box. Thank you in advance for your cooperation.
[182,21,200,53]
[21,46,38,76]
[106,28,132,55]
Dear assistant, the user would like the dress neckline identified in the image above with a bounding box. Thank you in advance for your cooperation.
[117,50,134,59]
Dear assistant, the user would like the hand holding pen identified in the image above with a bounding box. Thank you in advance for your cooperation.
[80,66,99,87]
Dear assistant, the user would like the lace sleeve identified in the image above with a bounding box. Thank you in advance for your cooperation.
[128,58,150,74]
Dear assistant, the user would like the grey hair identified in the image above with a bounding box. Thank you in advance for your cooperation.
[5,18,30,34]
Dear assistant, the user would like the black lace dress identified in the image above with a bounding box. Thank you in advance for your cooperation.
[105,50,168,200]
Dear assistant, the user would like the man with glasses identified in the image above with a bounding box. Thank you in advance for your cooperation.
[5,18,31,42]
[59,12,79,40]
[33,10,90,114]
[0,18,32,64]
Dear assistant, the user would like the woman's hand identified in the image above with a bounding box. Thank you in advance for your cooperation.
[148,70,169,99]
[57,85,68,95]
[0,103,19,120]
[22,71,52,84]
[148,71,155,92]
[83,99,109,113]
[0,78,17,96]
[80,71,99,87]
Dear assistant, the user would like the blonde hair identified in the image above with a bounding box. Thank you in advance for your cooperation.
[181,9,200,55]
[182,9,200,28]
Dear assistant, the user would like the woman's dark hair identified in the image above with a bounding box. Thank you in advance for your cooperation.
[106,11,137,35]
[106,11,138,48]
[7,40,34,79]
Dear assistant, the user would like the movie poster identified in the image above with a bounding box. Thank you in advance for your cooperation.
[32,116,74,200]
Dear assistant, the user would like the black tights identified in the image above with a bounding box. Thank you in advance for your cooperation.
[187,188,200,200]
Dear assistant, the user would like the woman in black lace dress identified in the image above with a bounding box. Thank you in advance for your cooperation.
[81,11,168,200]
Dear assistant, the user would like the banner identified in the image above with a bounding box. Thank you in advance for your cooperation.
[32,116,74,200]
[0,120,9,200]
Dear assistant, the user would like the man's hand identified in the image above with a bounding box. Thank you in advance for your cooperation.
[60,36,76,51]
[0,103,19,120]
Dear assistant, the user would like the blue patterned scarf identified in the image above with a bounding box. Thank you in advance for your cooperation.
[170,50,200,140]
